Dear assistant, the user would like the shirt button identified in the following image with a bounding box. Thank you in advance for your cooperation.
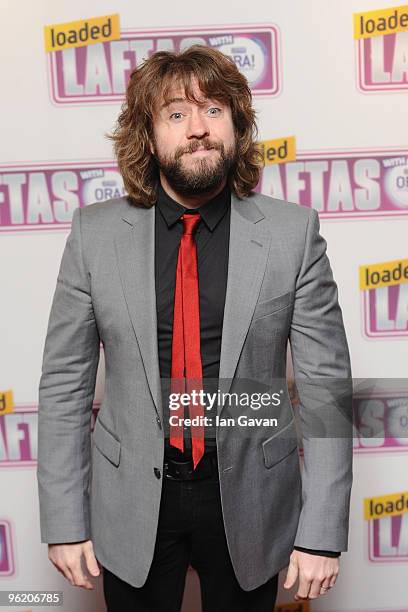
[154,467,161,479]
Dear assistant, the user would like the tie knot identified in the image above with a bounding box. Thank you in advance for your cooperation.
[182,213,201,235]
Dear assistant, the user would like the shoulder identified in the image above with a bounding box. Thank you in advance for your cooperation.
[74,196,152,240]
[249,191,314,222]
[78,196,134,225]
[243,191,317,235]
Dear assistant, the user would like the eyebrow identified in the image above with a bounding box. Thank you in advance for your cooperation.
[160,97,185,110]
[160,97,219,111]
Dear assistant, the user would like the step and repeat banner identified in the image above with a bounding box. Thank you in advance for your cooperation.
[1,1,407,611]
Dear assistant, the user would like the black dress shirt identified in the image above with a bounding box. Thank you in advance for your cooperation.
[154,179,340,558]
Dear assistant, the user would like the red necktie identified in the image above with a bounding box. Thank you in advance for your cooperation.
[170,213,205,470]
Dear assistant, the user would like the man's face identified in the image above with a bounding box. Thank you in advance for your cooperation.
[149,77,237,196]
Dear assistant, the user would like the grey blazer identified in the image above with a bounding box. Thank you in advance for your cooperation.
[37,190,353,591]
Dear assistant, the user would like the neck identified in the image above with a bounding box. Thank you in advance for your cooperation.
[159,172,227,209]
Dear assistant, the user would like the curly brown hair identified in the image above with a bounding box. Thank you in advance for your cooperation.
[107,44,264,207]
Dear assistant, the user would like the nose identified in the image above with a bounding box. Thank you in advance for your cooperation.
[185,109,210,140]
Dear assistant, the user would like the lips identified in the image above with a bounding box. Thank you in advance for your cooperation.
[187,145,214,152]
[189,147,213,154]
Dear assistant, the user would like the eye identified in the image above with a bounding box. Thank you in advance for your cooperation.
[208,107,222,116]
[170,112,183,121]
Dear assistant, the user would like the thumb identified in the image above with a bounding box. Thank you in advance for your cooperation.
[283,555,298,589]
[83,543,100,576]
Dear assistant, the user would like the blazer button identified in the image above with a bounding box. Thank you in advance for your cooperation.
[154,467,161,479]
[156,416,162,429]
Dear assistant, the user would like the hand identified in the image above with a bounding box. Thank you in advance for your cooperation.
[48,539,101,589]
[283,549,339,600]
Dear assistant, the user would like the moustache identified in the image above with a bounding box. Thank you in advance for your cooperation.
[180,142,222,156]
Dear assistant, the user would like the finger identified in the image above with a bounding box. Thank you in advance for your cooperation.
[320,577,332,593]
[320,573,337,595]
[295,573,311,600]
[329,572,338,588]
[57,563,75,586]
[309,578,323,599]
[283,557,298,589]
[83,545,101,577]
[49,550,76,587]
[68,561,94,589]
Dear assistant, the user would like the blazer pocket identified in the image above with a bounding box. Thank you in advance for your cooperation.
[93,416,121,467]
[253,289,294,321]
[261,418,298,469]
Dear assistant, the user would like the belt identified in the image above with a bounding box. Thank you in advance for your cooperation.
[163,452,218,481]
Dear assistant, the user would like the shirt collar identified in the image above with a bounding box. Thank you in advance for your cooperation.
[156,179,231,231]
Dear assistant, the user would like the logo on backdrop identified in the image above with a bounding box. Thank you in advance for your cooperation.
[359,258,408,338]
[44,14,121,53]
[44,20,280,104]
[256,147,408,218]
[0,520,15,576]
[354,390,408,452]
[0,162,124,232]
[365,490,408,562]
[3,148,408,231]
[259,136,296,166]
[354,5,408,92]
[0,396,99,466]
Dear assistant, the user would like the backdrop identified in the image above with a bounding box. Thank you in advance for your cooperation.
[1,1,407,611]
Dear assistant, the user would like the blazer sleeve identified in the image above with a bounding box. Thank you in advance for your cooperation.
[289,208,353,552]
[293,546,341,558]
[36,206,100,544]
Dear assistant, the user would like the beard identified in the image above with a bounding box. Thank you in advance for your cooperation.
[153,137,237,196]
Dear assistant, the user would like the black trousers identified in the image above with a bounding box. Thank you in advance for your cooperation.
[102,462,279,612]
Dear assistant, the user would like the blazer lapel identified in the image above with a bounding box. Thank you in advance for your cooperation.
[114,192,271,421]
[218,192,271,412]
[114,203,163,420]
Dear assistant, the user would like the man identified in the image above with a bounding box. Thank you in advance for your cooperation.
[37,45,353,611]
